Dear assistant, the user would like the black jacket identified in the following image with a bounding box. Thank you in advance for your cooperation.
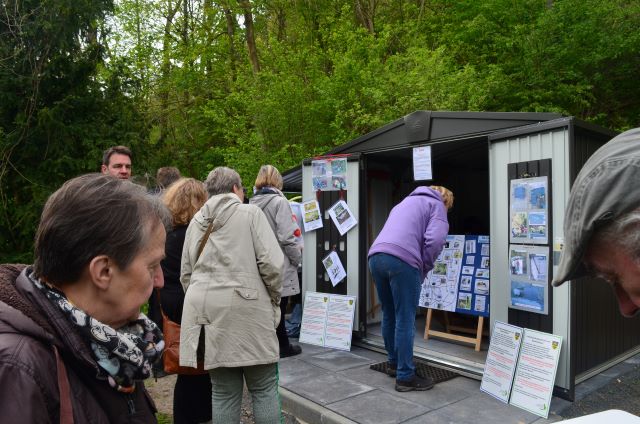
[148,225,188,328]
[0,264,157,423]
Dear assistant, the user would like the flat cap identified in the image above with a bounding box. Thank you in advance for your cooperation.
[553,128,640,286]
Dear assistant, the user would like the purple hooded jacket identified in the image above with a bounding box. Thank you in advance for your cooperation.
[368,186,449,278]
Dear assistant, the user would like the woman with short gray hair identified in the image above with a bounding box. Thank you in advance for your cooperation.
[181,166,285,423]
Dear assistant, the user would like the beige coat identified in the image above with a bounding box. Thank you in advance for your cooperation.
[179,193,284,369]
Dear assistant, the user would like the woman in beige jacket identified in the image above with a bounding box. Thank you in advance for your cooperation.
[180,166,284,424]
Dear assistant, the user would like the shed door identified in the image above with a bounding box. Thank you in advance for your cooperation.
[301,155,363,332]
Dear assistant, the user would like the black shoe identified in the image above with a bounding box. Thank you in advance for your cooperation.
[280,343,302,358]
[153,367,168,379]
[395,375,434,392]
[386,362,397,378]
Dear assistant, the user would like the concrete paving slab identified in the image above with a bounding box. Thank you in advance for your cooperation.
[401,392,542,424]
[326,389,431,424]
[278,358,331,387]
[342,365,477,410]
[284,372,374,405]
[301,350,375,372]
[295,342,335,356]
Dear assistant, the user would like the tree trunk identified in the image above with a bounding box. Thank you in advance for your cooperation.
[158,0,181,146]
[238,0,260,74]
[355,0,376,34]
[222,2,239,81]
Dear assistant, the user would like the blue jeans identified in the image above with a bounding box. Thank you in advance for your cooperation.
[368,253,421,381]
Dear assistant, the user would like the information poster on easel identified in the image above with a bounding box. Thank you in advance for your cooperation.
[299,291,356,351]
[419,234,490,317]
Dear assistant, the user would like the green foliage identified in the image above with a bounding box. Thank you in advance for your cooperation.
[2,0,640,261]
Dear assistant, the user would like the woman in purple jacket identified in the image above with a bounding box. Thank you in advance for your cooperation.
[368,185,454,392]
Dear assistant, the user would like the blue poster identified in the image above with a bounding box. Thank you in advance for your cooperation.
[455,235,490,317]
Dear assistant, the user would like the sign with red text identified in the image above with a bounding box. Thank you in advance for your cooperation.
[299,292,356,351]
[509,329,562,418]
[481,321,523,403]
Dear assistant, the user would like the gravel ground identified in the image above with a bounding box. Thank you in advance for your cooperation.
[560,365,640,419]
[146,374,299,424]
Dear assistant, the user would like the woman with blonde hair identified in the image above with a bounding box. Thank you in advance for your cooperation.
[250,164,303,358]
[368,185,454,392]
[151,178,212,424]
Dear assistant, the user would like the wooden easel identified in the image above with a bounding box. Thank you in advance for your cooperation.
[423,308,484,351]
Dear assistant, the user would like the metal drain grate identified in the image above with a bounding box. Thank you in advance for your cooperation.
[369,361,459,384]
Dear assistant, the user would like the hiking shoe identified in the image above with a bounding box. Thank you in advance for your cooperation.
[395,375,434,392]
[386,362,397,378]
[280,343,302,358]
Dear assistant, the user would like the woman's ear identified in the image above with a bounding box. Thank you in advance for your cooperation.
[88,255,112,290]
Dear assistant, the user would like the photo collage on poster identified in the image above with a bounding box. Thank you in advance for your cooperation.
[312,158,348,191]
[509,244,549,314]
[510,176,548,245]
[419,235,490,317]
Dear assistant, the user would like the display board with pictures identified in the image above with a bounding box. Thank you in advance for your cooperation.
[510,176,548,245]
[509,244,549,315]
[419,234,490,317]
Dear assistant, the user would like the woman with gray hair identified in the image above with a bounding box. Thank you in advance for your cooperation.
[180,166,284,423]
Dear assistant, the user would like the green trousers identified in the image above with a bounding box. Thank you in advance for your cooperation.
[209,363,282,424]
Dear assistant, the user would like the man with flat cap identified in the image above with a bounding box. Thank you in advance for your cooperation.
[553,128,640,318]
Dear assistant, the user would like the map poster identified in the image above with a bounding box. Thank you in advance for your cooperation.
[299,292,356,351]
[419,235,465,312]
[481,321,524,403]
[509,329,563,419]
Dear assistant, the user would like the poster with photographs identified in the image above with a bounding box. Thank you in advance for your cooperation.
[509,244,549,315]
[419,235,490,317]
[509,176,548,244]
[312,158,347,191]
[322,251,347,287]
[301,199,323,232]
[455,235,490,317]
[327,200,357,235]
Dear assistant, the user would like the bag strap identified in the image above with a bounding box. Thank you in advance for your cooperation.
[54,345,74,424]
[197,220,215,260]
[157,219,215,318]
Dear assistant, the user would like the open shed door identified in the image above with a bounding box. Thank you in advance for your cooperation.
[488,119,573,398]
[301,154,364,334]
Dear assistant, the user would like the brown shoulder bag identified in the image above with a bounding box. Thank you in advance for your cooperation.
[160,221,214,375]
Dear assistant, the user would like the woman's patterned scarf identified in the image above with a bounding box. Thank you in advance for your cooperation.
[29,272,164,393]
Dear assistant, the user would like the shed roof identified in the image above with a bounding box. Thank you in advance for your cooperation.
[283,110,566,192]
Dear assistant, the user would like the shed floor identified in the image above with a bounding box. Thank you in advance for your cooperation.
[363,311,489,376]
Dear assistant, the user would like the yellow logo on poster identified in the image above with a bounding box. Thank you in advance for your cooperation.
[551,341,559,350]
